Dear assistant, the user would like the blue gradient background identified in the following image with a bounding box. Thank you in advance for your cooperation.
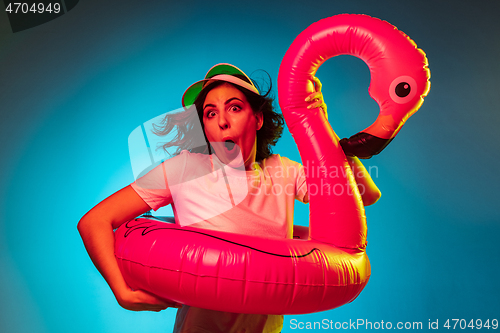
[1,0,499,332]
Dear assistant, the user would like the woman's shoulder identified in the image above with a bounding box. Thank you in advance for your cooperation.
[170,150,212,164]
[162,150,213,179]
[259,154,303,180]
[262,154,302,168]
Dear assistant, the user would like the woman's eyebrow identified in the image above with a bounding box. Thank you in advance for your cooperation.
[203,103,216,111]
[203,97,243,111]
[225,97,243,105]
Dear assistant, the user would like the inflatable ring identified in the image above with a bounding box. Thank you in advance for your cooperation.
[115,14,430,315]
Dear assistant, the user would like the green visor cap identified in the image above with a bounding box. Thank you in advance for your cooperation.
[182,63,259,107]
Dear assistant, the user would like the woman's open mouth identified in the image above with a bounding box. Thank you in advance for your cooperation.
[224,140,236,151]
[212,140,243,168]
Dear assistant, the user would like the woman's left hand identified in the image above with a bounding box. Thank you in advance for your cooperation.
[305,75,328,119]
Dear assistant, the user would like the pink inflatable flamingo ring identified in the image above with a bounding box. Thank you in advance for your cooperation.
[114,14,430,315]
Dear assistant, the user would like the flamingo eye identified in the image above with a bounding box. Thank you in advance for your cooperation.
[395,82,411,97]
[389,76,417,104]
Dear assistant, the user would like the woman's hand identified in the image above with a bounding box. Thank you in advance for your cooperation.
[305,75,328,119]
[116,287,182,312]
[78,186,177,312]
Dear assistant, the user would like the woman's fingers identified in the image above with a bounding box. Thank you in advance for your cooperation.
[138,290,180,309]
[305,92,325,111]
[304,91,323,102]
[304,76,327,118]
[118,288,181,312]
[306,98,323,109]
[311,75,322,92]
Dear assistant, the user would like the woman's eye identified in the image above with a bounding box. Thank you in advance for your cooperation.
[206,110,216,118]
[229,105,241,112]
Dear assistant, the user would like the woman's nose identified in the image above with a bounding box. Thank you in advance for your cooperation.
[218,113,230,129]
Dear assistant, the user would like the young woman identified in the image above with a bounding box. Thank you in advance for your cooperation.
[78,64,381,333]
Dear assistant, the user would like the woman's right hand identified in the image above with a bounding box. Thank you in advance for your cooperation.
[305,75,328,119]
[78,185,177,312]
[116,287,182,312]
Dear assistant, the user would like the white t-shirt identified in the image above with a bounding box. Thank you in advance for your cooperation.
[131,150,308,238]
[130,150,308,333]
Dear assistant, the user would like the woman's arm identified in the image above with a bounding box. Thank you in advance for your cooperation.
[346,156,381,206]
[305,76,381,206]
[77,185,178,311]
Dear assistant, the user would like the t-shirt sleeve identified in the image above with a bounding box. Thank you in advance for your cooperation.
[295,162,308,203]
[280,156,308,203]
[130,164,171,211]
[130,150,189,211]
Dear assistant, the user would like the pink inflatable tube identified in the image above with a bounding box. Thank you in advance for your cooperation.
[115,14,430,315]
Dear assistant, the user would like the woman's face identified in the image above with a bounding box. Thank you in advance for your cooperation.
[202,83,263,170]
